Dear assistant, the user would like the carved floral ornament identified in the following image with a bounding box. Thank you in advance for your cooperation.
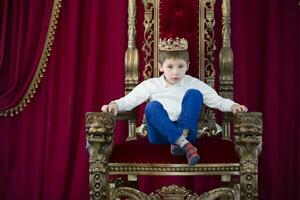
[110,184,240,199]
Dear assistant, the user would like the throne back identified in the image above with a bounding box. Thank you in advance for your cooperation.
[86,0,263,199]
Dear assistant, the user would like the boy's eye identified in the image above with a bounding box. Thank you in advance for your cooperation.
[178,65,184,68]
[167,65,173,68]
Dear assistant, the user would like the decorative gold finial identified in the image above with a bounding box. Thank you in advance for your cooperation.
[159,37,188,51]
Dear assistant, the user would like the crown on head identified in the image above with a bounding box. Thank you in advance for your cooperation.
[158,37,188,51]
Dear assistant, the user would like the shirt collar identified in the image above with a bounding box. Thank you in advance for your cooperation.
[159,75,186,87]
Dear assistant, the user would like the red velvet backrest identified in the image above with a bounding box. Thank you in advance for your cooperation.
[159,0,199,78]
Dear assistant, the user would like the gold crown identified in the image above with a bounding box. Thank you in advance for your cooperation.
[158,37,188,51]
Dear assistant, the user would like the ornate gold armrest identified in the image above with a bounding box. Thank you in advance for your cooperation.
[116,110,137,121]
[86,112,116,200]
[234,112,263,200]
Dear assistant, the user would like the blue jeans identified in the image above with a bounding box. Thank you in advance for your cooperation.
[145,89,203,144]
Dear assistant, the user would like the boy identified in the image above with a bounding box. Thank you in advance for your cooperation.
[101,37,247,165]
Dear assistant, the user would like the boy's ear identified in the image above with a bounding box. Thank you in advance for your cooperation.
[187,61,190,70]
[158,63,163,72]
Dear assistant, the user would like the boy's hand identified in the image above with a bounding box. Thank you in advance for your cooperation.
[231,104,248,114]
[101,102,118,116]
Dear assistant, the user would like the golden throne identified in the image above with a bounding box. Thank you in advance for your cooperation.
[86,0,263,199]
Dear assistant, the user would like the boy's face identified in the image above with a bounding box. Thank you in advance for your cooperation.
[159,58,189,85]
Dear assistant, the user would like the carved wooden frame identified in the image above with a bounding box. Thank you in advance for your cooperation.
[86,112,262,200]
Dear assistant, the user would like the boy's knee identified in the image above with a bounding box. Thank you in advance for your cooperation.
[145,101,163,115]
[186,89,203,100]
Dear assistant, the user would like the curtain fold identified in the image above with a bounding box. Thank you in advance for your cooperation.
[0,0,57,116]
[232,0,300,199]
[0,0,127,199]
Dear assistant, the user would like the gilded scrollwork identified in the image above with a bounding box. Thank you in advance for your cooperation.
[187,185,240,200]
[234,112,263,200]
[86,112,116,200]
[204,0,216,88]
[198,0,218,127]
[197,110,222,138]
[110,184,240,200]
[136,122,148,137]
[110,186,160,200]
[142,1,155,79]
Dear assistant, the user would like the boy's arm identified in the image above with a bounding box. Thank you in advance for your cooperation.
[101,80,151,115]
[196,80,247,112]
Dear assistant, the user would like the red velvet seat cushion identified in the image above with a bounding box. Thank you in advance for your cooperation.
[110,137,239,164]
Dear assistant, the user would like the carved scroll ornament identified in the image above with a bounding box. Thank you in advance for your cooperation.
[234,112,263,200]
[86,112,115,200]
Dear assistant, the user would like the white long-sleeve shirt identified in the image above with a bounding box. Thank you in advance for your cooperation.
[113,75,236,121]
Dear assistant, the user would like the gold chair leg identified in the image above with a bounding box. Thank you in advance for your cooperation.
[86,112,115,200]
[234,112,263,200]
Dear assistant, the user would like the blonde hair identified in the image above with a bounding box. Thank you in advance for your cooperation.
[158,50,189,65]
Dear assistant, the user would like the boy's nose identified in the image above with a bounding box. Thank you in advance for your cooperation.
[173,69,180,74]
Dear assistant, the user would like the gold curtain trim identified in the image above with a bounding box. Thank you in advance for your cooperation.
[0,0,63,117]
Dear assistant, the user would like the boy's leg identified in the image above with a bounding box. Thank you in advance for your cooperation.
[146,117,169,144]
[177,89,203,142]
[145,101,183,144]
[175,89,203,164]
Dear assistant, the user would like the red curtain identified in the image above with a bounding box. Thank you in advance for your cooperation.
[0,0,128,199]
[232,0,300,199]
[0,0,299,200]
[0,0,52,111]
